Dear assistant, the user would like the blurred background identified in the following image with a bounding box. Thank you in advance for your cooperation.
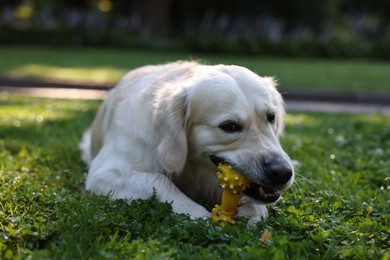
[1,0,390,59]
[1,0,390,110]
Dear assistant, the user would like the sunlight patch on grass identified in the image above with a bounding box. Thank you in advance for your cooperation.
[1,107,71,130]
[8,64,126,83]
[1,47,390,91]
[285,114,317,126]
[1,98,91,127]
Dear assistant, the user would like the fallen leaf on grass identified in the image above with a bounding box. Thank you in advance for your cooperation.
[260,229,271,245]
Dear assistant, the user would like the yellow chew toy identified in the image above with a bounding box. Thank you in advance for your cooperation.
[211,163,250,224]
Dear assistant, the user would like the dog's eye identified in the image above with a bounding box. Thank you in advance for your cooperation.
[267,113,276,124]
[219,121,243,133]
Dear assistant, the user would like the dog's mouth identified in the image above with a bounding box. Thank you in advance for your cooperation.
[209,155,281,204]
[243,183,280,203]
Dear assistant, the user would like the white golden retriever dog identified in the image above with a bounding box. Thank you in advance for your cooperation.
[80,61,294,224]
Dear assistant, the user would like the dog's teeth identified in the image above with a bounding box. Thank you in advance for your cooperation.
[259,187,266,196]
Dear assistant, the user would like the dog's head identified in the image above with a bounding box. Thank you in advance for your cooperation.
[154,64,294,204]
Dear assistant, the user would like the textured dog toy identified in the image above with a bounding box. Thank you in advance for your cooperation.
[211,163,250,224]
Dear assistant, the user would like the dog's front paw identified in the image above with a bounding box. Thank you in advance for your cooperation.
[171,202,211,220]
[189,207,212,220]
[236,196,268,227]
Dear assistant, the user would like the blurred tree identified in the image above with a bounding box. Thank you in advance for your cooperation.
[133,0,173,40]
[1,0,389,58]
[341,0,390,30]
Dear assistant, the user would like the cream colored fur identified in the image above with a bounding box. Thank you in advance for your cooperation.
[79,61,293,225]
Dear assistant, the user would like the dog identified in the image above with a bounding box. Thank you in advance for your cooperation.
[79,61,294,225]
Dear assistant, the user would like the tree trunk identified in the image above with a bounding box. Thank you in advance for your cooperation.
[134,0,172,40]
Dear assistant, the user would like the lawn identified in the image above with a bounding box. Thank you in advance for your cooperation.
[0,93,389,259]
[1,46,390,92]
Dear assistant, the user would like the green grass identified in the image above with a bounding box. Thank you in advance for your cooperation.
[0,93,389,259]
[1,46,390,92]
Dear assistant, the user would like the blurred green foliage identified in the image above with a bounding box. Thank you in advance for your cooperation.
[1,0,390,59]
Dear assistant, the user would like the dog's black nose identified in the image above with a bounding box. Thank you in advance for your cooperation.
[264,161,293,185]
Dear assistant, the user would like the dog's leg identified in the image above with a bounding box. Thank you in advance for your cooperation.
[86,160,210,219]
[236,196,268,226]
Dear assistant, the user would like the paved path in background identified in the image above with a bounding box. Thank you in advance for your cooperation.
[1,76,390,115]
[286,100,390,114]
[0,86,107,100]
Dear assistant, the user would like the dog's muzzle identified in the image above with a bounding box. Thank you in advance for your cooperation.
[210,155,293,204]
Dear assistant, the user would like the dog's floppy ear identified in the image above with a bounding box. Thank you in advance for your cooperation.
[153,84,189,173]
